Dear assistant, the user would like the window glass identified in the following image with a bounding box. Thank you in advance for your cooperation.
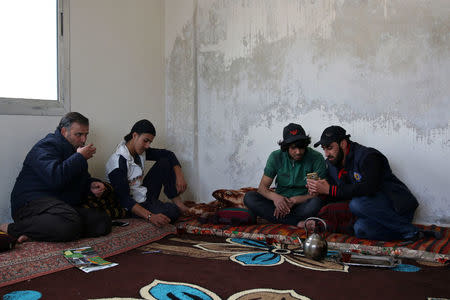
[0,0,58,100]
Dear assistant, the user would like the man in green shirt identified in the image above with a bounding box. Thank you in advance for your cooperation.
[244,123,327,226]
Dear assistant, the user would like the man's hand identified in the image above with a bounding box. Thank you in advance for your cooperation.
[90,181,105,198]
[77,144,96,160]
[307,178,330,195]
[149,213,171,227]
[286,197,300,207]
[175,173,187,194]
[274,207,285,219]
[273,196,290,219]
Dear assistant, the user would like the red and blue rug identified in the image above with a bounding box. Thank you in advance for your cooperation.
[0,219,176,288]
[176,217,450,263]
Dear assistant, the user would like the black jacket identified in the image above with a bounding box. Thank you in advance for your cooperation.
[11,129,92,215]
[327,142,419,215]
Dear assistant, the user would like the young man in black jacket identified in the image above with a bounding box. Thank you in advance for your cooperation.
[307,125,419,241]
[0,112,111,242]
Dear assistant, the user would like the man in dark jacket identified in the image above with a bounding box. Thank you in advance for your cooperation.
[307,125,419,241]
[0,112,111,242]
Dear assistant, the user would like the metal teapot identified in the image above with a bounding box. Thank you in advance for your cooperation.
[303,217,328,261]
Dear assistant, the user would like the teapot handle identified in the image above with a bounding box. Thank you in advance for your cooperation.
[304,217,327,237]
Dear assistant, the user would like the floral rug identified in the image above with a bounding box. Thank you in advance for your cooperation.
[140,236,348,272]
[2,234,449,299]
[175,217,450,264]
[89,278,313,300]
[0,219,176,288]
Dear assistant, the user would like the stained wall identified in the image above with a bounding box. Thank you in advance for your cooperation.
[165,0,450,225]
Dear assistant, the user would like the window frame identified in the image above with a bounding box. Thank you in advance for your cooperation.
[0,0,70,116]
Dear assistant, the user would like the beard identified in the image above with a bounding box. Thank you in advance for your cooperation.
[328,147,344,167]
[66,136,84,149]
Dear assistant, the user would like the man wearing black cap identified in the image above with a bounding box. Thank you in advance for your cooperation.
[243,123,327,227]
[308,125,420,241]
[1,112,111,242]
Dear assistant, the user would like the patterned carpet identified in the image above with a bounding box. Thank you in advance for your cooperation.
[0,219,176,288]
[2,234,450,299]
[175,217,450,263]
[1,215,448,291]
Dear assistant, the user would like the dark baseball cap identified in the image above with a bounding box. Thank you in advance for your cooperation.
[313,126,350,147]
[280,123,308,145]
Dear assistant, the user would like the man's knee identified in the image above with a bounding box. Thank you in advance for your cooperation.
[56,224,83,242]
[292,197,322,220]
[352,219,367,239]
[307,196,323,211]
[349,196,370,216]
[243,191,259,208]
[85,211,112,237]
[153,157,171,173]
[48,218,83,242]
[166,204,181,223]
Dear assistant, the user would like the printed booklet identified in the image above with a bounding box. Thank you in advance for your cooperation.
[63,246,118,273]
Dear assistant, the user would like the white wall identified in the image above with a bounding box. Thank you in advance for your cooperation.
[2,0,449,227]
[0,116,59,222]
[70,0,165,178]
[0,0,165,223]
[165,0,450,226]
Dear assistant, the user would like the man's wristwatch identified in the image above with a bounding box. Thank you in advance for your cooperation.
[147,213,152,221]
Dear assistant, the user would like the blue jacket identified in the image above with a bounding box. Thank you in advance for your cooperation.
[327,142,419,216]
[10,129,92,215]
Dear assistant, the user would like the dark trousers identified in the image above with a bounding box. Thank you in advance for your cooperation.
[140,158,180,222]
[8,197,111,242]
[243,191,323,226]
[349,192,418,241]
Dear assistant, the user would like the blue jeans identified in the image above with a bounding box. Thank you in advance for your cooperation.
[243,191,323,226]
[349,192,418,241]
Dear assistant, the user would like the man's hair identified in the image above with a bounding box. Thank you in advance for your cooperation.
[57,112,89,131]
[339,136,351,144]
[124,119,156,142]
[278,136,311,152]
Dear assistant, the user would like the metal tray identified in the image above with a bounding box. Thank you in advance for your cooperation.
[338,254,401,268]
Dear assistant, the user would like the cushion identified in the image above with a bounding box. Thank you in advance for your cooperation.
[197,207,256,226]
[211,187,257,208]
[184,200,225,217]
[83,182,128,219]
[317,202,357,235]
[214,207,256,225]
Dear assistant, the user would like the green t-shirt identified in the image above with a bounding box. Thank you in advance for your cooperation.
[263,148,327,198]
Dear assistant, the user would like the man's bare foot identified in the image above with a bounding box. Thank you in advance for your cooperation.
[0,223,9,234]
[1,223,28,243]
[17,235,29,243]
[173,198,190,214]
[297,220,316,232]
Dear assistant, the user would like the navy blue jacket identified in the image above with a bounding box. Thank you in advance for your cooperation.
[10,129,92,215]
[327,142,419,216]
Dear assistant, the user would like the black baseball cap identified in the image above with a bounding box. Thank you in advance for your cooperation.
[280,123,308,145]
[313,126,350,148]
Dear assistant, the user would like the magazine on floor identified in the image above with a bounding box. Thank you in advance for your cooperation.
[63,246,118,273]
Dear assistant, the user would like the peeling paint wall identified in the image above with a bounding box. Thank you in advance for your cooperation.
[165,0,450,225]
[165,0,198,202]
